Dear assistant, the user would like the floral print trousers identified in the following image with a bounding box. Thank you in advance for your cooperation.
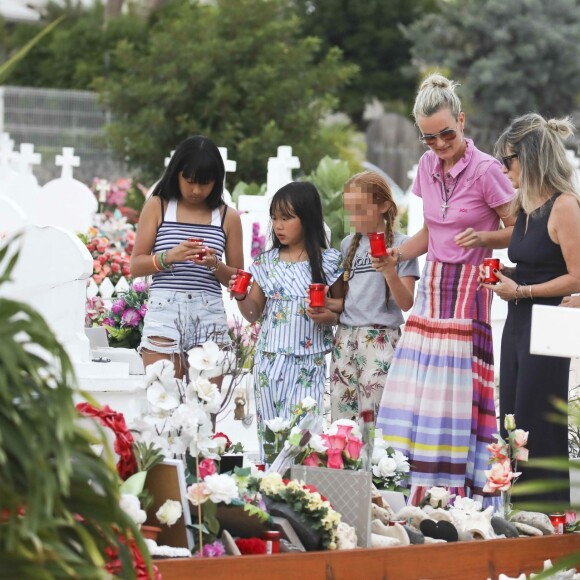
[329,324,401,424]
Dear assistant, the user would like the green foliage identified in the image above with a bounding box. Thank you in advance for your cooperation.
[0,241,151,577]
[406,0,580,153]
[293,0,439,124]
[305,156,353,249]
[96,0,358,184]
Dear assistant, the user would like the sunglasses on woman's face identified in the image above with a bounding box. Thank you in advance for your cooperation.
[501,153,518,170]
[419,128,457,146]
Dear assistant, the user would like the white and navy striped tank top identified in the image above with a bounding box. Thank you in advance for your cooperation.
[151,198,227,296]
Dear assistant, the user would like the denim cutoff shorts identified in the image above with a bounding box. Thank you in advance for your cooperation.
[140,289,231,354]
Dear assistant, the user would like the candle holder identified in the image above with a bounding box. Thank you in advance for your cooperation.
[549,513,566,534]
[309,284,326,308]
[368,232,387,257]
[188,237,206,260]
[482,258,500,284]
[231,270,252,297]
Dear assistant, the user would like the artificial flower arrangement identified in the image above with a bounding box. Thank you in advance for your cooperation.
[483,413,529,520]
[92,176,147,225]
[370,429,411,494]
[251,221,267,258]
[99,280,149,349]
[227,316,261,371]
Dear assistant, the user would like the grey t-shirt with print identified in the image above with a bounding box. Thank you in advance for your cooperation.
[339,232,420,328]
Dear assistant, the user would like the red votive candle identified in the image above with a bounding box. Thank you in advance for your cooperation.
[263,530,281,554]
[309,284,326,308]
[368,232,387,257]
[255,462,266,472]
[482,257,500,284]
[388,520,407,526]
[188,237,206,259]
[549,513,566,534]
[231,270,252,296]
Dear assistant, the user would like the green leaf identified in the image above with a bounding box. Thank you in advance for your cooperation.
[119,471,148,496]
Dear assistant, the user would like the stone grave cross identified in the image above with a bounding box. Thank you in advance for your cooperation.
[16,143,41,176]
[218,146,237,207]
[56,147,80,179]
[0,132,15,170]
[266,145,300,199]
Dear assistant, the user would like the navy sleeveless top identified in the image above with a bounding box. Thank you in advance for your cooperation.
[151,198,227,296]
[508,192,567,306]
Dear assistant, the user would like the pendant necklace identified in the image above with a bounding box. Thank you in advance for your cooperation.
[440,172,463,221]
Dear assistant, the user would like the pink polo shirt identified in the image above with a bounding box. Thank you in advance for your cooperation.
[412,138,515,266]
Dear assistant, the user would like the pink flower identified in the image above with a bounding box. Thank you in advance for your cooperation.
[483,460,520,493]
[122,308,142,327]
[324,434,347,451]
[303,452,321,467]
[139,303,148,317]
[111,298,126,315]
[133,280,147,293]
[335,424,353,438]
[513,446,529,462]
[345,436,364,460]
[187,483,210,506]
[199,458,217,479]
[513,429,529,448]
[326,448,344,470]
[102,317,116,327]
[486,442,508,461]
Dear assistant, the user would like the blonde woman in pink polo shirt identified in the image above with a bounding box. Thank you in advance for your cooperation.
[375,73,516,509]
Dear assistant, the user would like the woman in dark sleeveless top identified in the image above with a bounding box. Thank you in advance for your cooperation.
[483,113,580,505]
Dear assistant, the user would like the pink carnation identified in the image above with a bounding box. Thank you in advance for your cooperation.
[111,298,126,315]
[199,458,217,479]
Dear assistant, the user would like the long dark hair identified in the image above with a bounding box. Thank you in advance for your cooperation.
[269,182,329,284]
[152,135,225,210]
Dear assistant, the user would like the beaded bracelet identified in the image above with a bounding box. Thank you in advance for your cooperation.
[514,284,520,305]
[157,251,168,270]
[152,253,163,272]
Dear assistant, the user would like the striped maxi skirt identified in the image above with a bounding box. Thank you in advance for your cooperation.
[375,261,500,508]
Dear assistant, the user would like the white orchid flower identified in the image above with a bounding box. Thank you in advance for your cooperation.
[144,359,175,388]
[187,341,222,378]
[147,381,180,411]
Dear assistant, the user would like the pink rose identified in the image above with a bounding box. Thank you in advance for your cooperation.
[326,448,344,470]
[335,424,353,438]
[187,482,210,506]
[486,442,508,461]
[483,460,520,493]
[302,452,321,467]
[325,434,347,451]
[513,446,529,462]
[345,436,364,460]
[199,458,217,479]
[513,429,529,448]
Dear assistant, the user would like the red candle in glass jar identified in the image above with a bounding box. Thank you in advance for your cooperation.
[549,513,566,534]
[231,270,252,296]
[368,232,387,257]
[309,284,326,308]
[263,530,281,554]
[188,237,206,259]
[483,257,500,284]
[388,519,407,526]
[255,462,266,472]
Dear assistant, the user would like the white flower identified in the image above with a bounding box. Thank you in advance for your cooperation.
[212,436,229,455]
[144,359,175,388]
[309,433,329,453]
[452,496,482,512]
[427,487,451,509]
[204,473,240,504]
[372,456,398,479]
[119,494,146,525]
[373,434,388,452]
[265,417,291,433]
[371,446,388,465]
[392,449,410,473]
[300,396,318,411]
[156,499,182,527]
[192,377,222,413]
[187,341,222,378]
[259,472,286,495]
[196,435,222,459]
[169,403,210,437]
[147,381,179,411]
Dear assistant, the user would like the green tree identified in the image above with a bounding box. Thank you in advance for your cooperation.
[97,0,358,184]
[407,0,580,152]
[293,0,439,125]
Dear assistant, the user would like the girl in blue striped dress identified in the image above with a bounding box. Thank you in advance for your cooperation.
[233,182,343,457]
[130,135,244,379]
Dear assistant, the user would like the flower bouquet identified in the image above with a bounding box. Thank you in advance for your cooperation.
[227,316,260,371]
[80,230,132,287]
[100,280,148,349]
[370,430,410,494]
[483,413,529,519]
[92,176,147,225]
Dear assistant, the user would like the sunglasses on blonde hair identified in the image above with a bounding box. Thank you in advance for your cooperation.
[419,128,457,146]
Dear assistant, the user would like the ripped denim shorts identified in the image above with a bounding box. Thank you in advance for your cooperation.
[140,289,231,354]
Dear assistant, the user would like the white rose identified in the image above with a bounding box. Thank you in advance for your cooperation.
[265,417,291,434]
[309,433,329,453]
[147,381,179,411]
[300,396,318,411]
[428,487,451,509]
[204,473,240,504]
[371,447,388,465]
[392,450,410,473]
[373,436,388,452]
[156,499,182,527]
[119,494,146,525]
[372,456,398,479]
[212,436,229,455]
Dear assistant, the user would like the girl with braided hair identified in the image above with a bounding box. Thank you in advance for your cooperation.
[328,171,420,426]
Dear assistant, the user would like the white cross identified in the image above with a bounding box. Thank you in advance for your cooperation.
[16,143,41,175]
[266,145,300,197]
[218,147,237,173]
[164,150,175,168]
[56,147,80,179]
[95,179,110,203]
[0,132,15,168]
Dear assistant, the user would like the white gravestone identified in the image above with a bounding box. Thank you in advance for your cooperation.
[35,148,98,232]
[0,195,28,239]
[0,132,19,194]
[218,146,237,208]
